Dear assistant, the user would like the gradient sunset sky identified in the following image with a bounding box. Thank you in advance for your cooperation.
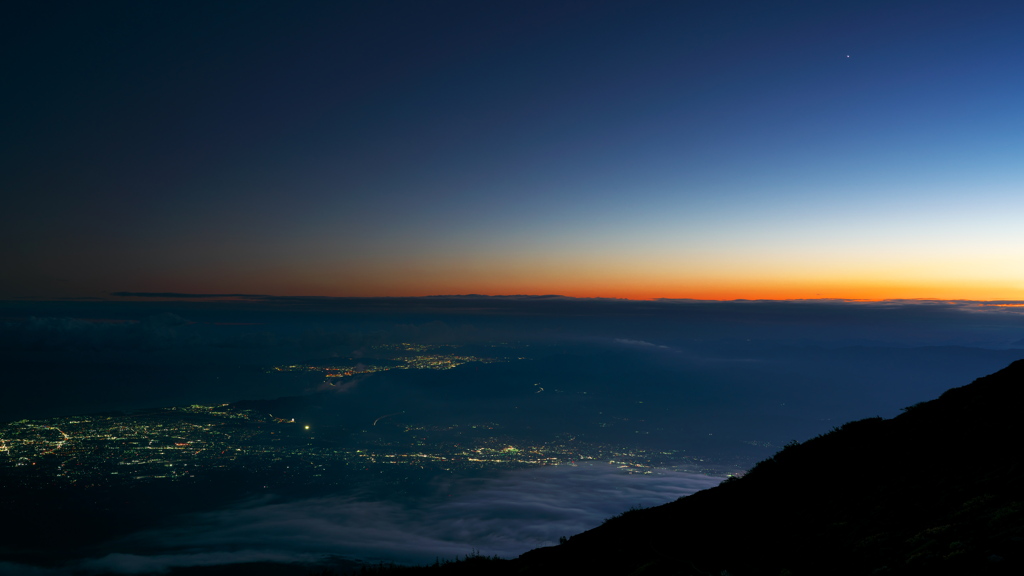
[5,0,1023,301]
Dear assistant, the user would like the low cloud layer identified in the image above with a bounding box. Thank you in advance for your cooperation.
[72,464,721,574]
[6,297,1024,355]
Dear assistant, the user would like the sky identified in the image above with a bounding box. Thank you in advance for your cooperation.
[4,0,1024,301]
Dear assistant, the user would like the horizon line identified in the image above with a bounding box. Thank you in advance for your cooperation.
[40,291,1024,307]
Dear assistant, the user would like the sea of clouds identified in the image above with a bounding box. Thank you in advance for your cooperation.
[3,464,721,575]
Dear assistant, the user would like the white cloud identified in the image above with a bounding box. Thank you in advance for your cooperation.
[72,464,722,573]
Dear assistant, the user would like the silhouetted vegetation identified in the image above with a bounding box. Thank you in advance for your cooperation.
[352,551,514,575]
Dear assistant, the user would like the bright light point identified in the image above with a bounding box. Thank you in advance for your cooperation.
[304,425,310,430]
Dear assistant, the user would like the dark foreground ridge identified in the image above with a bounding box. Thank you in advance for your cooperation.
[389,359,1024,575]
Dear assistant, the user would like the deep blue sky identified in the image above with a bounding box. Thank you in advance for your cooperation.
[4,1,1024,299]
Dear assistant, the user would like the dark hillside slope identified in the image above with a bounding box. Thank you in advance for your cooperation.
[506,359,1024,575]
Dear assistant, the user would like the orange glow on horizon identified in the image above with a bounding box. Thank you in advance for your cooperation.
[47,259,1023,304]
[103,280,1024,304]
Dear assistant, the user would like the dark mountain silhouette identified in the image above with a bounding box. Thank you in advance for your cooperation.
[385,359,1024,575]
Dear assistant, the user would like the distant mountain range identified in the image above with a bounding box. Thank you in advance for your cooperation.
[396,360,1024,575]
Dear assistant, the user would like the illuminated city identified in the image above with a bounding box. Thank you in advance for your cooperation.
[269,343,526,381]
[0,342,750,512]
[0,400,744,497]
